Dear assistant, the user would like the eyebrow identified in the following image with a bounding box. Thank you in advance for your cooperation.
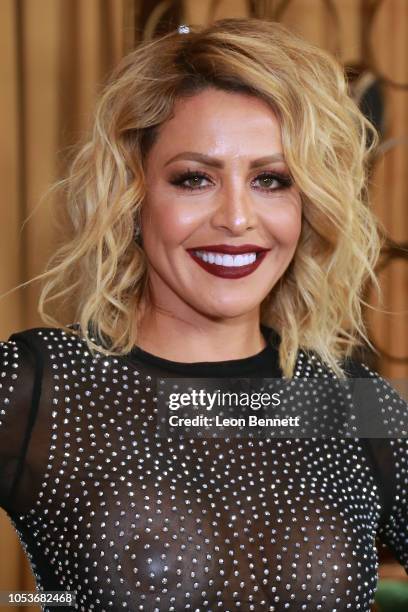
[163,152,285,168]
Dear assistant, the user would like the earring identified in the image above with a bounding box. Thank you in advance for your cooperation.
[134,224,142,244]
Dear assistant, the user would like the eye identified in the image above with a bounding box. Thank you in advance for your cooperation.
[252,172,293,192]
[170,171,213,191]
[169,169,293,192]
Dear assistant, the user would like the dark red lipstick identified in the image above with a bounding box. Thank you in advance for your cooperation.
[186,244,270,279]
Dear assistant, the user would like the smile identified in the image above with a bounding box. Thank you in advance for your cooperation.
[187,245,270,279]
[194,251,257,266]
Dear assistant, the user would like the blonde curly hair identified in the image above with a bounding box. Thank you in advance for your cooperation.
[32,18,381,378]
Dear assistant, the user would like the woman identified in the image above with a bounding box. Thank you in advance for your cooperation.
[1,17,407,612]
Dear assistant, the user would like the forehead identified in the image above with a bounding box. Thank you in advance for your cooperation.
[148,88,283,161]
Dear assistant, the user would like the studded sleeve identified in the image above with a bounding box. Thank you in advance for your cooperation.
[0,334,38,514]
[344,358,408,572]
[375,436,408,571]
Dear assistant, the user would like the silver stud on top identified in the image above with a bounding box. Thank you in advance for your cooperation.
[178,24,190,34]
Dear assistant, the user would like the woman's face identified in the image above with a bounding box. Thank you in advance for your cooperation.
[141,87,302,322]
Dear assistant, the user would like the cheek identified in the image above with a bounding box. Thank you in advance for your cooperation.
[142,191,206,246]
[264,202,302,246]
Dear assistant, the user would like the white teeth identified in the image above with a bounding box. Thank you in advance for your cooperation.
[193,251,258,267]
[215,254,223,265]
[223,255,234,267]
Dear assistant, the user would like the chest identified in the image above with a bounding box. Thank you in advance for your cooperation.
[24,437,381,611]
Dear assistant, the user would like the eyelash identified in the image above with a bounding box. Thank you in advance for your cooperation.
[169,170,293,193]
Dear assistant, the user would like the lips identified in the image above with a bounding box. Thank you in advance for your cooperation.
[188,244,269,255]
[186,244,270,279]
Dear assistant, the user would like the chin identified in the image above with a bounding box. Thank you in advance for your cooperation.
[197,300,263,320]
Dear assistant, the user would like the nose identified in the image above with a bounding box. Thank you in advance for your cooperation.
[210,181,257,236]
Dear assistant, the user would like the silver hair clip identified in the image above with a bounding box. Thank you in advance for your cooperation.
[178,24,190,34]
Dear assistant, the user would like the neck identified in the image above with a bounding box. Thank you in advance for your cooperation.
[136,303,267,363]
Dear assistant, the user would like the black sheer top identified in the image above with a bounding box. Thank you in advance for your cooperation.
[1,324,408,612]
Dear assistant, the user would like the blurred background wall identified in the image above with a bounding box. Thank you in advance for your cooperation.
[0,1,407,610]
